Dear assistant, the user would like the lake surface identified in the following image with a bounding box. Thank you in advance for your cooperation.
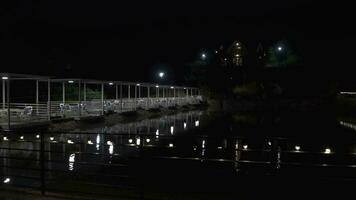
[2,109,356,198]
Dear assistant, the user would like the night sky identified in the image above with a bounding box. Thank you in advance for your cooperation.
[1,1,355,84]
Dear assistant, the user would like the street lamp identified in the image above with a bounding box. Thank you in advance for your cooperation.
[159,72,165,78]
[201,53,207,60]
[277,46,283,52]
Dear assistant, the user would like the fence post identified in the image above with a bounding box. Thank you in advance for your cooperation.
[270,138,280,174]
[139,135,144,200]
[40,131,46,195]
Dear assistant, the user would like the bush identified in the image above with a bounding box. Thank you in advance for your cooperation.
[233,82,262,99]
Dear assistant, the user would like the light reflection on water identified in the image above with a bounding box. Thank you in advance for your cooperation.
[5,112,356,186]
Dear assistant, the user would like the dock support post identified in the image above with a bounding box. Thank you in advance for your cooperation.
[101,83,104,115]
[47,79,51,121]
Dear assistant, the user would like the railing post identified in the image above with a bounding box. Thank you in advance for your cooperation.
[270,139,280,174]
[47,79,51,121]
[40,131,46,195]
[6,77,11,130]
[138,135,144,200]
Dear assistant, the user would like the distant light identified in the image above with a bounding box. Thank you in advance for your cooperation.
[159,72,165,78]
[277,46,283,51]
[36,135,40,139]
[235,54,240,57]
[146,138,150,143]
[324,148,331,154]
[67,139,74,144]
[170,126,174,135]
[50,136,54,141]
[3,178,10,184]
[136,138,141,146]
[128,139,133,143]
[215,50,218,54]
[202,140,205,148]
[295,145,301,151]
[170,86,174,89]
[195,120,199,127]
[109,82,114,86]
[184,88,186,89]
[107,141,113,145]
[201,53,207,59]
[236,42,240,46]
[155,129,159,136]
[268,141,271,146]
[217,146,223,149]
[169,143,174,148]
[68,80,74,84]
[184,122,187,129]
[136,83,141,86]
[20,136,24,140]
[243,145,248,150]
[87,139,94,145]
[238,46,242,49]
[3,136,8,141]
[156,85,159,88]
[224,58,227,61]
[2,76,8,80]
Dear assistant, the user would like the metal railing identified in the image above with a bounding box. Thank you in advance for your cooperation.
[1,130,356,198]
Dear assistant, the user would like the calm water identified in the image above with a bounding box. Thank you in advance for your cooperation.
[2,109,356,197]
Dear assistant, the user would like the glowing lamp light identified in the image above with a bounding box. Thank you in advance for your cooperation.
[136,138,141,146]
[277,46,283,51]
[136,83,140,86]
[224,58,227,61]
[109,82,114,86]
[324,148,331,154]
[20,136,24,140]
[170,86,174,89]
[235,54,240,57]
[201,53,207,59]
[236,42,240,46]
[295,145,301,151]
[50,136,54,141]
[202,140,205,148]
[268,141,272,146]
[36,135,40,139]
[159,72,165,78]
[3,178,10,184]
[169,143,174,148]
[2,76,9,80]
[243,145,248,150]
[67,139,74,144]
[184,122,187,129]
[195,120,199,127]
[128,139,133,143]
[3,136,8,141]
[146,138,150,143]
[87,140,94,145]
[68,80,74,84]
[155,85,159,88]
[107,141,113,146]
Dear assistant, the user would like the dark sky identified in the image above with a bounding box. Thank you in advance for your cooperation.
[1,1,355,83]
